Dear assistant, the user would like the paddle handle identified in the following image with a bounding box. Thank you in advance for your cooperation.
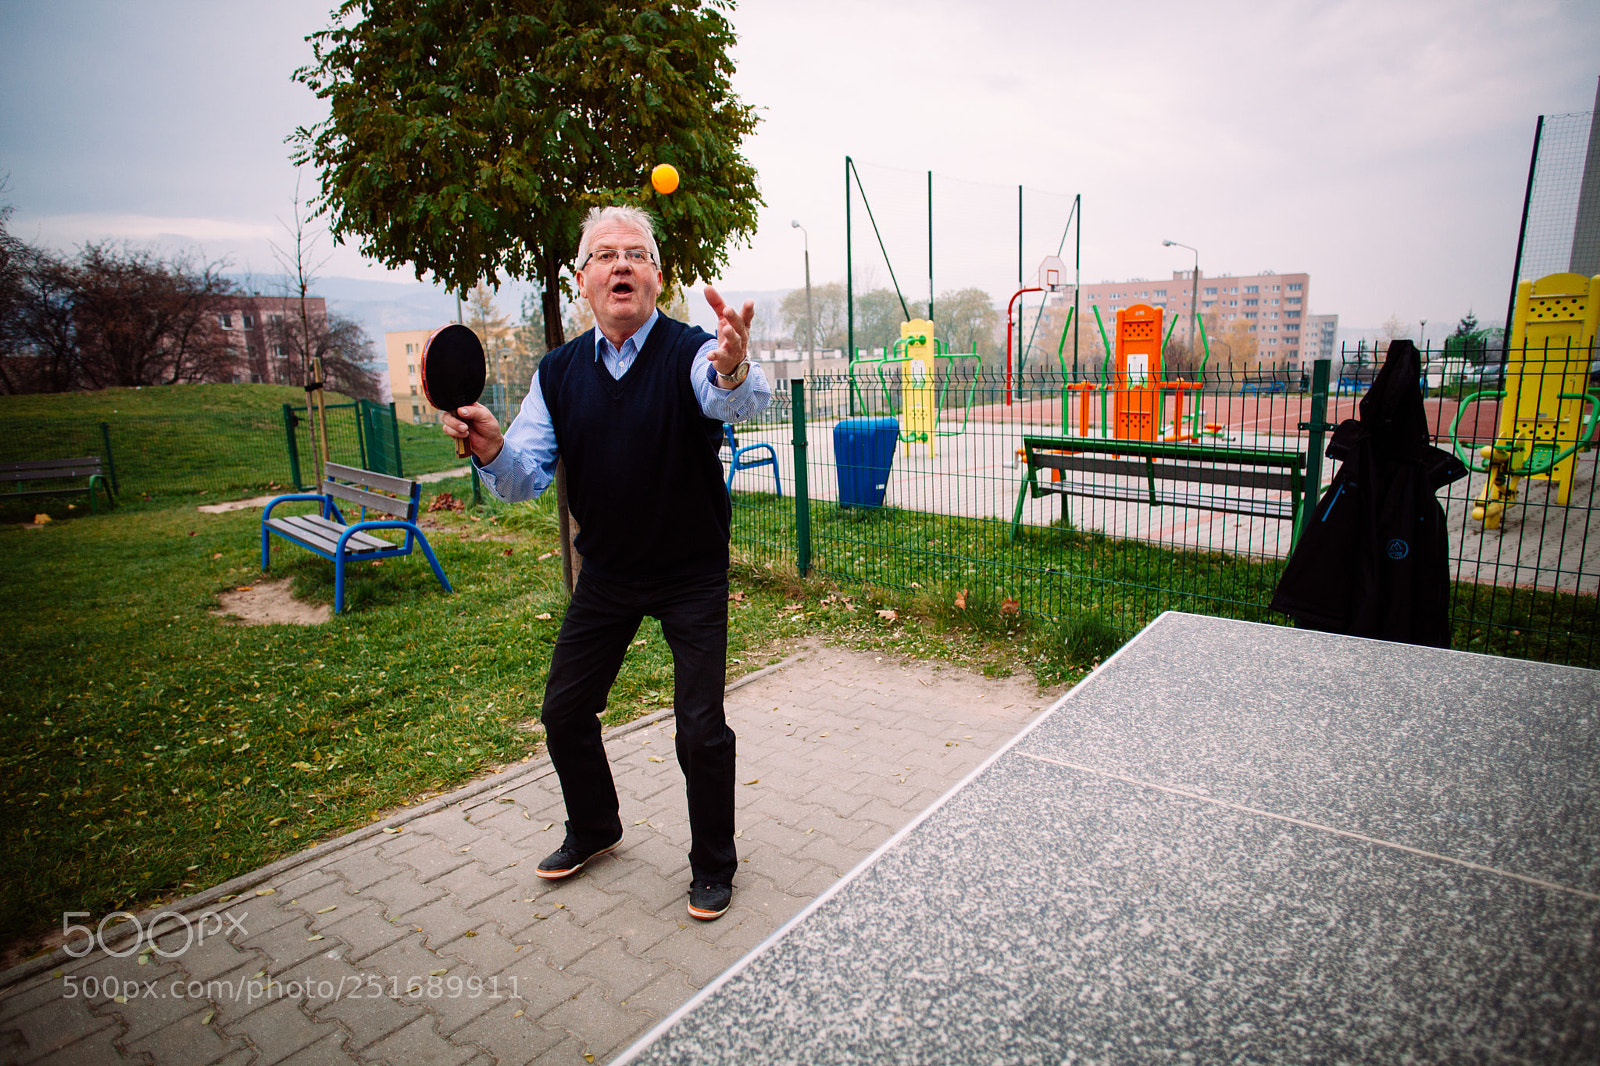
[454,435,470,460]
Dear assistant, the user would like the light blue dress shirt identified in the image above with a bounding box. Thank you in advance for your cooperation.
[475,310,772,503]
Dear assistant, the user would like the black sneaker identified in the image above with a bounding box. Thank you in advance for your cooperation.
[535,834,621,880]
[687,880,732,921]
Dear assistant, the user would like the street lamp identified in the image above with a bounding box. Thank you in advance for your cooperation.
[791,220,815,379]
[1162,239,1199,354]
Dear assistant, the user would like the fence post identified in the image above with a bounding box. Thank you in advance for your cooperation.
[98,421,119,494]
[1295,358,1334,547]
[389,402,404,478]
[791,379,812,576]
[355,403,369,470]
[282,403,304,490]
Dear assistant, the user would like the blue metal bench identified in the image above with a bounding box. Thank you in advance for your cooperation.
[261,462,452,614]
[723,424,782,496]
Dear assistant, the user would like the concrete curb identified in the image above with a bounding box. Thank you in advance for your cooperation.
[0,651,806,991]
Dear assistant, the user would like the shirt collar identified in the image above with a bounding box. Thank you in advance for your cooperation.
[594,310,660,358]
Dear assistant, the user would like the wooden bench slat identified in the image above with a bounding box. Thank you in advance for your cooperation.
[321,480,412,519]
[267,514,397,555]
[325,462,415,498]
[1038,455,1297,492]
[1035,479,1298,519]
[0,457,103,474]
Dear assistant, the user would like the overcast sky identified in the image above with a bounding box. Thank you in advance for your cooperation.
[3,0,1598,339]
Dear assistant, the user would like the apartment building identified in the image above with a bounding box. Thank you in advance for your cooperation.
[1060,269,1315,370]
[1302,314,1339,363]
[216,295,328,384]
[384,328,437,423]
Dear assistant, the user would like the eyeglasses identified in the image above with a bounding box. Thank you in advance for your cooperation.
[581,248,654,269]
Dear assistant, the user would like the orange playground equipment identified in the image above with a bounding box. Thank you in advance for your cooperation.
[1056,303,1202,442]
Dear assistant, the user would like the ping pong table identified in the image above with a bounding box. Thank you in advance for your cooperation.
[617,611,1600,1064]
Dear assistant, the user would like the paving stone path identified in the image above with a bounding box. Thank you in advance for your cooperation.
[1,643,1058,1066]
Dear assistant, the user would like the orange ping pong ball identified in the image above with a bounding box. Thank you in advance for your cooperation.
[651,163,680,195]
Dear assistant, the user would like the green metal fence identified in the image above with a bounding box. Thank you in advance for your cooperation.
[9,400,465,505]
[729,354,1599,667]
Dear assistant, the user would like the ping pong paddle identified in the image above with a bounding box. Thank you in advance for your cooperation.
[421,323,487,459]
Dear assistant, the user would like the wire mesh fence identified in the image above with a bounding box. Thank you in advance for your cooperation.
[729,355,1599,667]
[5,401,467,507]
[1517,108,1600,283]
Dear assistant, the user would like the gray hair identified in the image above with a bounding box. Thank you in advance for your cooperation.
[574,205,661,272]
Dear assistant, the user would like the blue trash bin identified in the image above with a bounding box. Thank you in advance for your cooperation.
[834,417,899,508]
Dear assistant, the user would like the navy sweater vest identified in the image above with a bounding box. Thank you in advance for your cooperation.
[538,316,729,582]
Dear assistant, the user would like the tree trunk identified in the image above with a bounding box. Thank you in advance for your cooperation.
[542,253,565,353]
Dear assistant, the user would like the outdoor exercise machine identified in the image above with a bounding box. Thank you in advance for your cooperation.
[1012,302,1321,544]
[846,319,982,458]
[1052,301,1205,443]
[1448,271,1600,529]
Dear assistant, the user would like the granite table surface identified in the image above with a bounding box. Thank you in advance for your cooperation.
[616,611,1600,1065]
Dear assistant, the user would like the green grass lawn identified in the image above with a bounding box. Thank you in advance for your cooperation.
[0,479,1086,961]
[2,384,465,514]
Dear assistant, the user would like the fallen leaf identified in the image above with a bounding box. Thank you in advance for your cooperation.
[954,588,969,610]
[307,935,324,942]
[255,888,276,896]
[33,513,51,525]
[315,906,337,914]
[201,1009,215,1025]
[742,779,759,785]
[1000,597,1020,615]
[782,604,803,611]
[463,930,478,937]
[235,586,254,593]
[647,755,664,763]
[503,548,513,556]
[876,609,897,621]
[728,591,745,601]
[212,552,223,559]
[429,968,448,977]
[514,1009,525,1018]
[535,612,552,620]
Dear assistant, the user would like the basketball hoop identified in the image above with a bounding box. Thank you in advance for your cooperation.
[1036,254,1068,294]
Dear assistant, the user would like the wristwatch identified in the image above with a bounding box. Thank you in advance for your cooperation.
[715,359,751,388]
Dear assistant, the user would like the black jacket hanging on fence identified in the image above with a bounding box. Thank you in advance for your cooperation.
[1270,340,1468,647]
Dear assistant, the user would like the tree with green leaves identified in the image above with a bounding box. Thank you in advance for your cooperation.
[292,0,762,352]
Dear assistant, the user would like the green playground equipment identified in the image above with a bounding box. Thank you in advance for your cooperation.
[847,332,983,444]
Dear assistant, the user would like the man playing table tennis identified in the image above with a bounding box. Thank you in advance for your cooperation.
[441,205,770,921]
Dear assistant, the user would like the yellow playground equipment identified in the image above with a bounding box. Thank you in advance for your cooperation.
[1449,272,1600,529]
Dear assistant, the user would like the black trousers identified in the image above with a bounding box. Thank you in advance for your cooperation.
[540,568,737,885]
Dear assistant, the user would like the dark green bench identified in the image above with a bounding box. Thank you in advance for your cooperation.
[1009,435,1307,541]
[0,457,116,513]
[261,462,452,614]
